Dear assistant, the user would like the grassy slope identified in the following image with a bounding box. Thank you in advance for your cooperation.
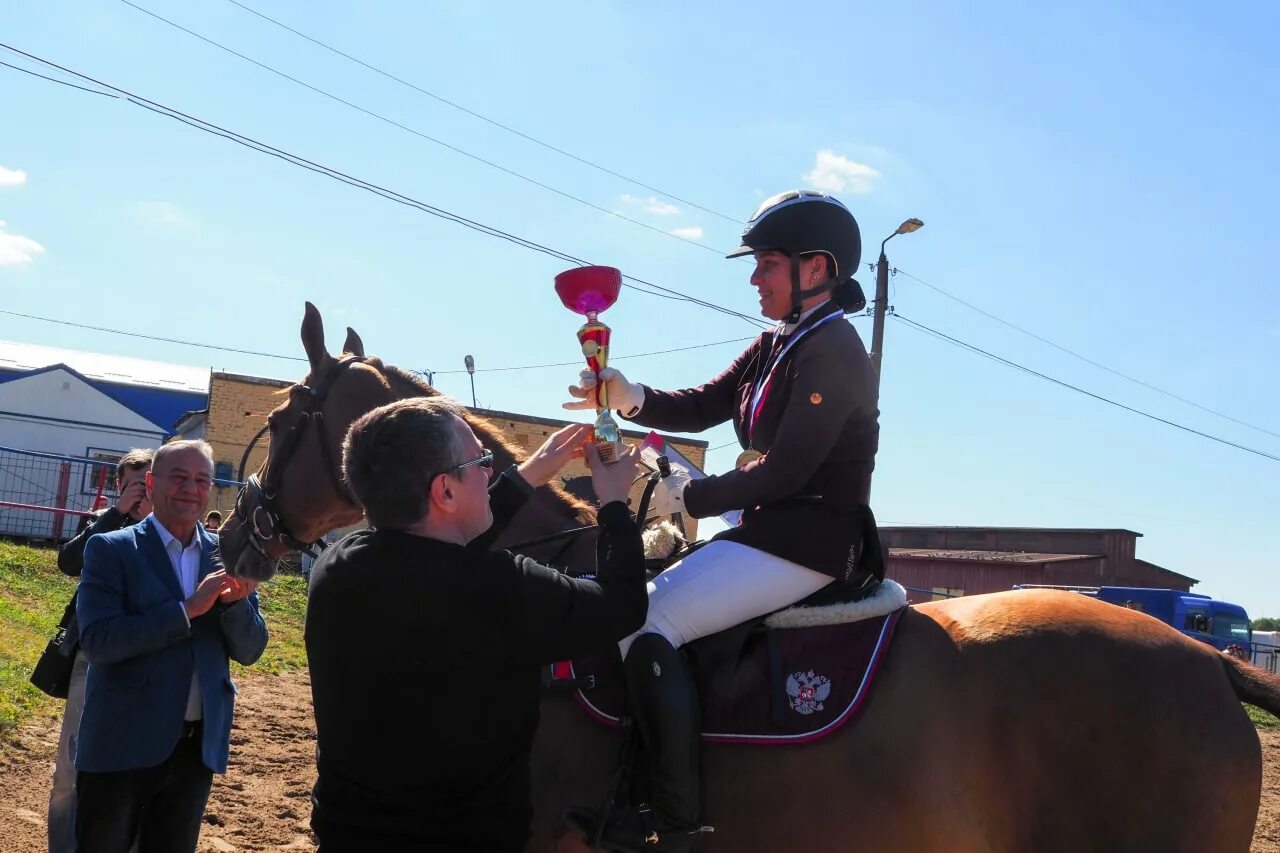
[1249,705,1279,731]
[0,540,308,737]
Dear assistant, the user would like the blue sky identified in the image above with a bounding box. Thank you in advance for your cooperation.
[3,1,1277,616]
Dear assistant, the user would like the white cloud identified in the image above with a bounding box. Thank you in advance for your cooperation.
[0,221,46,267]
[620,194,680,216]
[132,201,195,230]
[0,167,27,187]
[669,226,704,240]
[803,149,880,194]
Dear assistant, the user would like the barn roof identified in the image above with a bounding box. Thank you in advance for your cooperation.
[890,548,1099,564]
[881,525,1142,537]
[0,340,210,433]
[1133,558,1199,586]
[0,339,208,393]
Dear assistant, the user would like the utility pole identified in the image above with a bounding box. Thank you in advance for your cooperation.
[869,218,924,394]
[464,355,476,408]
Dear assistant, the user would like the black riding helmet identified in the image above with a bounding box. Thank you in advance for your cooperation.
[726,190,866,321]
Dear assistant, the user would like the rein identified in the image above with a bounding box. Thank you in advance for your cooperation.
[233,355,664,568]
[233,356,368,561]
[507,466,667,570]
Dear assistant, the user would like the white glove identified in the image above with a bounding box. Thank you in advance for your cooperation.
[563,367,645,417]
[646,462,692,518]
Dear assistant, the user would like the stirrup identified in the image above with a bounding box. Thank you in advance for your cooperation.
[564,805,612,849]
[565,804,710,852]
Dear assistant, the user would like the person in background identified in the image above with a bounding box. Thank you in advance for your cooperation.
[74,494,112,536]
[49,448,154,853]
[203,510,223,532]
[74,440,268,853]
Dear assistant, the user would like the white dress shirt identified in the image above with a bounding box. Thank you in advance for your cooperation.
[152,515,204,721]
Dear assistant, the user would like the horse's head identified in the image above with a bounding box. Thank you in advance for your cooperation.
[218,302,411,580]
[219,302,598,581]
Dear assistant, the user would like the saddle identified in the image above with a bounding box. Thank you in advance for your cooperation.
[551,578,906,744]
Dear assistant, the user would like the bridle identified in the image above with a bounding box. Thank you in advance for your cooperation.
[234,355,369,561]
[231,353,659,569]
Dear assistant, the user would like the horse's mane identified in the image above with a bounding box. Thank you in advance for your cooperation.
[378,361,597,525]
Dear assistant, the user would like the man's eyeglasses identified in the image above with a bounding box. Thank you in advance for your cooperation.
[444,448,494,476]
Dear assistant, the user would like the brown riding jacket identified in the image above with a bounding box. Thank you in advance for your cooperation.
[628,300,880,581]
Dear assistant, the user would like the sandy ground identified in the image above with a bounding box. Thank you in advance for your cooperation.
[1,670,1277,852]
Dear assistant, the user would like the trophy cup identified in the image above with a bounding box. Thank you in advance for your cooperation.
[555,265,624,462]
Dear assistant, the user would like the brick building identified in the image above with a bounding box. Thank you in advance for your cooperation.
[880,526,1198,604]
[176,371,708,536]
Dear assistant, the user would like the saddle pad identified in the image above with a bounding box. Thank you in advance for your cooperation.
[555,607,902,745]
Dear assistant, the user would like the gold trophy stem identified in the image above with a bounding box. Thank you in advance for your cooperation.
[579,312,623,463]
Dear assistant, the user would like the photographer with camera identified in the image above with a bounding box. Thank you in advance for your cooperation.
[48,448,154,853]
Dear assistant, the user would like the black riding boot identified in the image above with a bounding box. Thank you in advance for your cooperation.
[568,632,705,852]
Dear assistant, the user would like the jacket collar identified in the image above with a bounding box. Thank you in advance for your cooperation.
[764,299,842,353]
[134,516,186,601]
[135,516,218,600]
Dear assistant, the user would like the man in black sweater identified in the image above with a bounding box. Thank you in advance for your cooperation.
[49,448,154,853]
[306,398,648,851]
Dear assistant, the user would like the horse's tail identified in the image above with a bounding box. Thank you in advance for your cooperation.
[1222,652,1280,717]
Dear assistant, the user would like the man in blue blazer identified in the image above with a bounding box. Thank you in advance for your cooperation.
[75,440,268,853]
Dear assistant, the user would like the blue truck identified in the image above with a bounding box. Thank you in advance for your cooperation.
[1093,587,1253,655]
[1014,585,1254,655]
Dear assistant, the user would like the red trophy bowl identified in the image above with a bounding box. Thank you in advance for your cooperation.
[555,266,624,461]
[554,266,621,316]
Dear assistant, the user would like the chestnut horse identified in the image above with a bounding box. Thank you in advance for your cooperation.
[219,304,1280,851]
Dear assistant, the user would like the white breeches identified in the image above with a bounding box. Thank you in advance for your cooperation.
[619,540,832,658]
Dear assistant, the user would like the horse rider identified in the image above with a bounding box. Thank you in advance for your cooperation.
[563,189,883,851]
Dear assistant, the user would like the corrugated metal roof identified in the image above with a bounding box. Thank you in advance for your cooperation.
[881,525,1142,536]
[0,339,209,393]
[1133,558,1199,585]
[890,548,1099,564]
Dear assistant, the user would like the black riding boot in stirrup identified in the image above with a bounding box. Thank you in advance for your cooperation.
[567,632,706,852]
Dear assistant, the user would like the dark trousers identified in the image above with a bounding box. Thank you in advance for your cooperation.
[75,722,213,853]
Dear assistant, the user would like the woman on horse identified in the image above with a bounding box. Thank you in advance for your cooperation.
[563,189,882,851]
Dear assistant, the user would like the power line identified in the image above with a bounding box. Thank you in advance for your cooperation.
[14,46,1267,466]
[120,1,725,257]
[13,46,1267,465]
[0,307,751,373]
[0,308,308,361]
[892,313,1280,464]
[431,337,753,374]
[894,266,1280,441]
[0,58,119,97]
[0,43,768,331]
[219,0,740,225]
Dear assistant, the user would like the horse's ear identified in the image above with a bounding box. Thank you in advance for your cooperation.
[343,327,365,358]
[301,302,330,372]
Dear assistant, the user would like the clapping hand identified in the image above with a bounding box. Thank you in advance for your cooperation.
[218,575,258,605]
[185,570,235,619]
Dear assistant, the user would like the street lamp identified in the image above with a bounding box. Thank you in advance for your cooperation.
[869,217,924,390]
[464,355,476,408]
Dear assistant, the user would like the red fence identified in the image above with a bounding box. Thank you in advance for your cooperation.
[0,444,246,542]
[0,445,116,540]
